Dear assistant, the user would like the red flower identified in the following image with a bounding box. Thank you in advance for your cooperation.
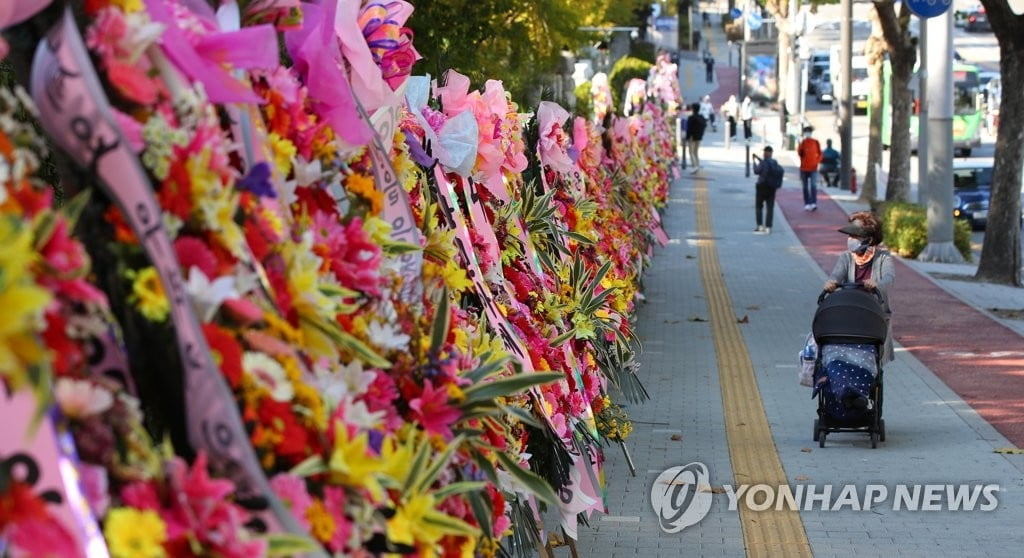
[42,310,86,377]
[202,324,244,388]
[103,205,138,244]
[159,149,194,220]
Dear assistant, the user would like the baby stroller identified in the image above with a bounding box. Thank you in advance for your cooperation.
[810,284,888,448]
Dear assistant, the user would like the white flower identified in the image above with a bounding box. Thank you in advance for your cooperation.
[54,378,114,419]
[242,352,294,402]
[185,267,239,322]
[311,360,377,411]
[338,396,385,430]
[366,320,410,352]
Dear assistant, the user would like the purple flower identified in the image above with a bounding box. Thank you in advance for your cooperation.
[237,162,277,198]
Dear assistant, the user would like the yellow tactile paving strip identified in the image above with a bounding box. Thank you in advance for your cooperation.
[694,177,813,558]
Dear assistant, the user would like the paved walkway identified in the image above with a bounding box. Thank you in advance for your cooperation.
[561,24,1024,555]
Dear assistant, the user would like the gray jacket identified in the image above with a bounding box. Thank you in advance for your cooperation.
[828,249,895,361]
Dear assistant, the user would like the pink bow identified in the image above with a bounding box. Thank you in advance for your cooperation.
[144,0,279,104]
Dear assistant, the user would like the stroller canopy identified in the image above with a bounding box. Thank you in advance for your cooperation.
[813,288,887,345]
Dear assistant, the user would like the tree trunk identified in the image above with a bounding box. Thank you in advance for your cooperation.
[874,1,915,202]
[862,19,885,202]
[976,0,1024,286]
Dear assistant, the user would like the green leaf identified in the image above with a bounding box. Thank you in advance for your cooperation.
[301,317,391,369]
[413,434,465,494]
[288,455,326,478]
[500,404,543,429]
[429,288,451,353]
[403,436,433,492]
[462,372,563,404]
[61,190,92,230]
[265,533,322,556]
[422,510,480,537]
[433,481,489,500]
[471,449,499,485]
[464,353,510,383]
[381,240,423,256]
[494,451,559,507]
[467,490,494,540]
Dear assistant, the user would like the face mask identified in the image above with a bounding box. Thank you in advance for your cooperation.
[848,237,866,253]
[804,132,812,138]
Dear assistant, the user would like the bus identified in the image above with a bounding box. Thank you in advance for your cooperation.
[877,61,983,156]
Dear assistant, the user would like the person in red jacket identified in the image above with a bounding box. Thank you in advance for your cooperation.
[797,126,822,211]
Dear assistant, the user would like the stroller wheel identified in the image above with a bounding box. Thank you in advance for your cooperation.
[813,419,820,442]
[879,419,886,442]
[870,430,878,449]
[819,430,826,448]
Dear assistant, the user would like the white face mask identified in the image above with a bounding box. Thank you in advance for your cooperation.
[804,132,812,138]
[848,237,866,253]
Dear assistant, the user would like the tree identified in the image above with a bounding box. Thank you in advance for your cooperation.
[873,1,916,203]
[976,0,1023,286]
[760,0,796,118]
[409,0,649,103]
[861,10,885,202]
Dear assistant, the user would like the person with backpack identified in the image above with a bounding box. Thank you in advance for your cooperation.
[797,125,822,210]
[685,102,707,173]
[752,145,784,234]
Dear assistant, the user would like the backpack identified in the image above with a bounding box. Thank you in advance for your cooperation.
[757,158,785,188]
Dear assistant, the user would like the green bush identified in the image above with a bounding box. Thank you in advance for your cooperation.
[880,202,973,261]
[629,41,657,64]
[574,80,593,120]
[609,56,652,116]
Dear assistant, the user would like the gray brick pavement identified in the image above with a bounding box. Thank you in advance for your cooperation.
[560,139,1024,557]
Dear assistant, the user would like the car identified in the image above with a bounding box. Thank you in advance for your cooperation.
[953,161,992,229]
[816,79,834,103]
[965,10,991,32]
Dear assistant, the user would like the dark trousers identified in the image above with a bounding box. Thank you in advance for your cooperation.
[743,119,752,139]
[800,170,818,205]
[755,184,777,228]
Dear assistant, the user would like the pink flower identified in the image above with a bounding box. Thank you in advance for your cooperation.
[311,212,383,296]
[107,59,159,105]
[536,102,575,173]
[7,518,83,558]
[408,380,461,438]
[270,473,313,530]
[174,236,219,279]
[323,486,352,553]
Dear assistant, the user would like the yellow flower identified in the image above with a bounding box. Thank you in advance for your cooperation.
[110,0,144,13]
[387,493,444,547]
[440,260,473,294]
[328,422,384,499]
[268,132,297,176]
[0,217,51,379]
[345,173,384,215]
[128,266,169,322]
[306,498,337,546]
[104,507,168,558]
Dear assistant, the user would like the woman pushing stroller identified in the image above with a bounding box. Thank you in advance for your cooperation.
[823,211,895,362]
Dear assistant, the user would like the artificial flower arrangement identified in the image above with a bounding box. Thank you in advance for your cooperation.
[1,0,679,556]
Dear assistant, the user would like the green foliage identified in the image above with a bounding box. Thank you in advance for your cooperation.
[574,80,594,119]
[408,0,650,104]
[880,202,973,261]
[629,41,657,64]
[608,56,653,116]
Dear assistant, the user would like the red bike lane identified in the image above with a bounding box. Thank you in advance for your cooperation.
[778,187,1024,447]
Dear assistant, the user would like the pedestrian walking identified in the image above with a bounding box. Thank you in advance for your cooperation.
[740,96,754,140]
[699,95,716,132]
[720,94,738,149]
[685,102,707,173]
[823,211,895,362]
[752,145,784,234]
[704,55,715,83]
[797,125,822,210]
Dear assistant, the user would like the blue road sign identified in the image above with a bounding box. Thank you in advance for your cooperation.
[906,0,953,19]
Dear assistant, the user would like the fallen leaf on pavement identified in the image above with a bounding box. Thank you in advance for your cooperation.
[800,447,812,453]
[737,315,749,323]
[795,475,810,481]
[670,434,683,441]
[688,316,706,322]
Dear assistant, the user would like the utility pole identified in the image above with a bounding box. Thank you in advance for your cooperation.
[839,0,852,190]
[918,10,963,262]
[916,16,927,204]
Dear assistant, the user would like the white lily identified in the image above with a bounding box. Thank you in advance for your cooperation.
[185,267,239,322]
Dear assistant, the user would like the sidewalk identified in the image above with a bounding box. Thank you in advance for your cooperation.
[559,24,1024,556]
[567,131,1024,558]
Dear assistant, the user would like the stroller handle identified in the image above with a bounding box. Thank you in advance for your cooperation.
[817,282,882,305]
